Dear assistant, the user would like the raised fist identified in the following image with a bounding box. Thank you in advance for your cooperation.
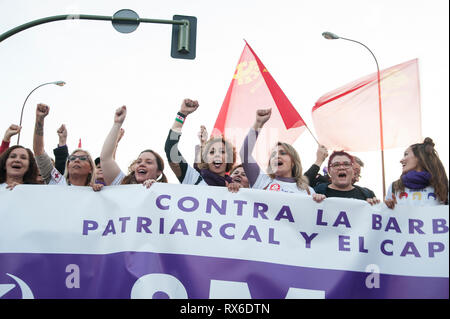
[36,103,49,119]
[4,124,21,141]
[255,108,272,128]
[179,98,199,117]
[114,106,127,124]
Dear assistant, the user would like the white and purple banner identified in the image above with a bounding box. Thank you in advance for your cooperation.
[0,184,448,299]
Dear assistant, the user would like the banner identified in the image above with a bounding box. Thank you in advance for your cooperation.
[0,184,448,299]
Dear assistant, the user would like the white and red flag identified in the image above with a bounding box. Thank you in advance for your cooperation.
[212,41,306,166]
[312,58,422,151]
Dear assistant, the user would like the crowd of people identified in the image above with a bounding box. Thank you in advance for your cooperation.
[1,99,448,209]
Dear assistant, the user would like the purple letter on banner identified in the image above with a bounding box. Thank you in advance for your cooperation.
[381,239,394,256]
[400,242,421,257]
[274,206,294,222]
[338,235,351,251]
[82,220,98,235]
[253,202,269,219]
[433,219,449,234]
[220,223,235,239]
[137,217,152,233]
[316,209,327,226]
[372,214,382,230]
[156,194,171,210]
[300,232,318,248]
[333,212,351,228]
[178,197,199,212]
[428,242,445,257]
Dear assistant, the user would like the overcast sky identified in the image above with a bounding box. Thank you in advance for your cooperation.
[0,0,448,197]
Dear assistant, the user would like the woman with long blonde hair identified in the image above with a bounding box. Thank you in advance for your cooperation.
[240,108,324,202]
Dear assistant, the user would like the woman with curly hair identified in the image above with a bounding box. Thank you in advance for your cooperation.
[385,137,449,208]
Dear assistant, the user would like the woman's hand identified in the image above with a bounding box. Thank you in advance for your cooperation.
[312,193,326,203]
[91,183,104,192]
[114,106,127,124]
[253,108,272,130]
[198,125,208,146]
[36,103,49,120]
[366,197,381,206]
[384,194,397,209]
[4,124,21,142]
[56,124,67,146]
[6,182,21,190]
[179,99,199,117]
[143,179,156,189]
[226,181,242,193]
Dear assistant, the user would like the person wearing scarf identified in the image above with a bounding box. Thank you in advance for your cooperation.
[385,137,449,209]
[164,98,238,188]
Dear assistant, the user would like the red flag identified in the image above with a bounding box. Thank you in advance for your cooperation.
[78,138,82,148]
[213,41,306,166]
[312,59,422,151]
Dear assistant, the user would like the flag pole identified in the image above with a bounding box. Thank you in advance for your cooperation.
[322,32,387,198]
[304,123,320,145]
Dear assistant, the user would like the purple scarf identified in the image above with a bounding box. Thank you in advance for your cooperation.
[199,169,232,187]
[402,170,431,190]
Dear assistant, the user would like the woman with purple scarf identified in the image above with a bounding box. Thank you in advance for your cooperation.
[385,137,449,208]
[164,98,237,188]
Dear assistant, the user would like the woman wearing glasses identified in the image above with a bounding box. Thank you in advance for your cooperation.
[33,103,97,187]
[314,151,379,205]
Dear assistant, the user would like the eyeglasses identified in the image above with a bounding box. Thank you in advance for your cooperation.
[68,155,89,162]
[330,161,352,169]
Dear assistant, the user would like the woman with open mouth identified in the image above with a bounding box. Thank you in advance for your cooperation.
[384,137,448,209]
[165,98,239,188]
[239,108,325,202]
[227,164,250,192]
[314,151,379,205]
[100,106,167,188]
[194,125,248,192]
[0,145,40,190]
[33,103,98,188]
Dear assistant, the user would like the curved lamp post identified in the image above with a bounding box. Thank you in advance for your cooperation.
[322,31,386,198]
[0,10,197,59]
[17,81,65,145]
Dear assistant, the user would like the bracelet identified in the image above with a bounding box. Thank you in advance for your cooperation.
[176,112,186,124]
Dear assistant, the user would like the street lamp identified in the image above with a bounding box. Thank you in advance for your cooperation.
[17,81,66,145]
[322,31,386,198]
